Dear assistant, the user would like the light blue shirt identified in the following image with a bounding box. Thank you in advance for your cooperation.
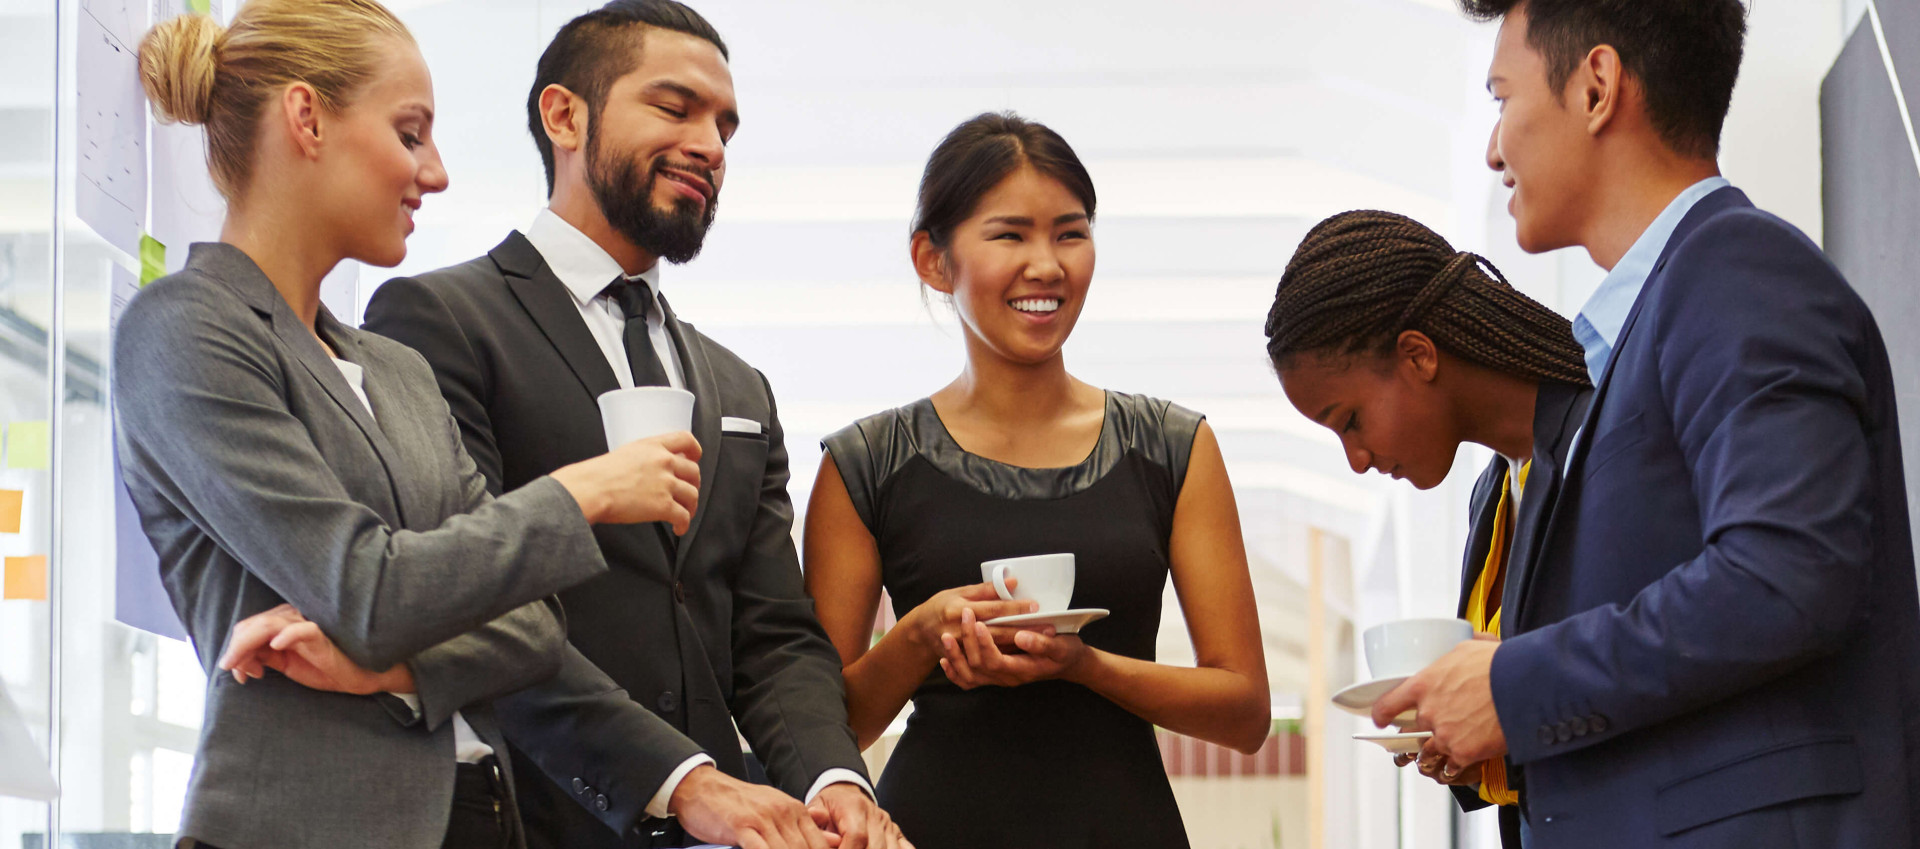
[1570,176,1731,386]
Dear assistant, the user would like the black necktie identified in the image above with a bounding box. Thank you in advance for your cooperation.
[605,276,682,554]
[604,276,672,388]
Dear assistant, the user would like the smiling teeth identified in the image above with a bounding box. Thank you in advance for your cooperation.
[1011,298,1061,313]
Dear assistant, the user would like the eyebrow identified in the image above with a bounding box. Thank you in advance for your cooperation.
[399,102,434,122]
[982,213,1092,227]
[1315,403,1338,425]
[643,79,741,131]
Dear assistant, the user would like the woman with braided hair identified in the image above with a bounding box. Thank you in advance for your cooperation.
[1265,209,1590,849]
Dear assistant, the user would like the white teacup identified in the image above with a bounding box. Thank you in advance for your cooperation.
[598,387,695,449]
[1362,618,1473,680]
[980,553,1075,613]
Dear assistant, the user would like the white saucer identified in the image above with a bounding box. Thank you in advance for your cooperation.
[983,608,1110,635]
[1331,675,1416,725]
[1353,730,1432,755]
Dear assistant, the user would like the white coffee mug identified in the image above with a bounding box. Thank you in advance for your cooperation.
[1362,618,1474,680]
[598,387,695,449]
[979,553,1075,613]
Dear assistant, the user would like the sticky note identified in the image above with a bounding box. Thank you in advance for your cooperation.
[139,234,166,286]
[4,422,49,470]
[188,0,211,13]
[0,490,20,534]
[3,556,46,601]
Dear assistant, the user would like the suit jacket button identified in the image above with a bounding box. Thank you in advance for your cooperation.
[1569,717,1589,736]
[1590,713,1609,733]
[1554,722,1573,742]
[658,690,680,713]
[572,777,586,795]
[1538,726,1555,746]
[595,792,610,812]
[673,581,687,603]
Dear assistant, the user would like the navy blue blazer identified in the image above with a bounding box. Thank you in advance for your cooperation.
[1488,187,1920,847]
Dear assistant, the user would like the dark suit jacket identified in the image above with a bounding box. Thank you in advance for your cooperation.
[114,243,610,849]
[1448,381,1592,848]
[364,232,868,847]
[1489,187,1920,847]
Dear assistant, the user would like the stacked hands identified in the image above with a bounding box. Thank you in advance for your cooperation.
[215,432,913,849]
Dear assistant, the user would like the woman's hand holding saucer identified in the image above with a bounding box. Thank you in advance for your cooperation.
[907,582,1047,655]
[938,607,1086,689]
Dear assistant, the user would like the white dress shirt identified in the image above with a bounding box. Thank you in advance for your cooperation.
[1569,176,1733,388]
[1564,176,1732,470]
[524,210,684,391]
[522,209,871,817]
[330,356,493,764]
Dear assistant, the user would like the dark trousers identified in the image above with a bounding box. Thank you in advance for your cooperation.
[444,756,514,849]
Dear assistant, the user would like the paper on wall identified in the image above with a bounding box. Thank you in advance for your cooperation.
[76,1,149,256]
[115,445,184,640]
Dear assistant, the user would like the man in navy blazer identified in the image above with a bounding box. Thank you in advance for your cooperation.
[1375,2,1920,846]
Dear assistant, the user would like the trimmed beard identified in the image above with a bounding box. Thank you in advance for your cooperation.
[586,131,718,265]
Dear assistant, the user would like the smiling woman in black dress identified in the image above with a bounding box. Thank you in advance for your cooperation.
[802,113,1272,849]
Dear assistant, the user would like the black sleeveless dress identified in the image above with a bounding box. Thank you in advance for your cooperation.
[822,391,1203,849]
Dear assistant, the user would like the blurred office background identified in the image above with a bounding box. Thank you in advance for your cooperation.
[0,1,1895,847]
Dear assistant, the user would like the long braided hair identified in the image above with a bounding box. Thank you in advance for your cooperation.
[1264,210,1591,387]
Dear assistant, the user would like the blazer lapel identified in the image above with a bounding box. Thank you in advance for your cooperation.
[490,233,622,404]
[1503,383,1588,628]
[1517,186,1750,630]
[660,295,722,575]
[277,296,411,526]
[333,315,439,528]
[184,243,409,524]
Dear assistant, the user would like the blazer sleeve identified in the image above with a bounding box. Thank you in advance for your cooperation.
[112,279,607,673]
[1491,213,1878,764]
[405,410,569,730]
[494,643,709,838]
[729,371,871,797]
[406,597,567,730]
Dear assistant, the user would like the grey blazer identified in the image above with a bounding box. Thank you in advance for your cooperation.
[113,243,609,849]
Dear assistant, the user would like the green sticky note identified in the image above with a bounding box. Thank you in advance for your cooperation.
[5,422,50,470]
[139,234,166,286]
[188,0,210,14]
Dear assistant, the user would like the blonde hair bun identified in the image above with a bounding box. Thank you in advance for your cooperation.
[138,13,224,125]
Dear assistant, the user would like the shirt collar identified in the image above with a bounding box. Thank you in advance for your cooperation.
[524,208,662,309]
[1574,176,1730,357]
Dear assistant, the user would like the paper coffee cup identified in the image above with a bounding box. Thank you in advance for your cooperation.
[598,386,695,449]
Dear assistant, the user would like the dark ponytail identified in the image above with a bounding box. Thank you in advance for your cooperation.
[1265,210,1591,387]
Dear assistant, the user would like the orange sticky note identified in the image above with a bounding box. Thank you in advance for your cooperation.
[0,490,19,534]
[3,555,47,600]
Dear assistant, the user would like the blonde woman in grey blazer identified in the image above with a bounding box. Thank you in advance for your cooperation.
[118,4,701,848]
